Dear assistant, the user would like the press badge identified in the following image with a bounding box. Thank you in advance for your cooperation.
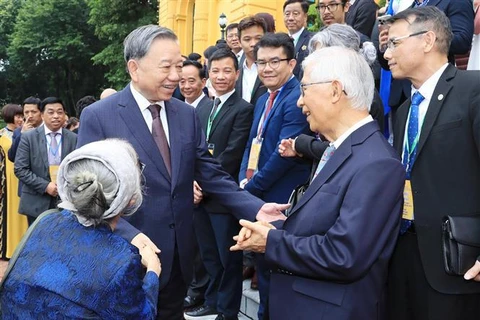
[49,165,59,184]
[247,137,262,172]
[402,180,414,220]
[207,143,215,155]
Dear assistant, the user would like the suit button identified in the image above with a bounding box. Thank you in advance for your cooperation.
[169,223,175,229]
[172,194,177,200]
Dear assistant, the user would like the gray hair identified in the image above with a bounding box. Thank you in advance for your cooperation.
[308,24,377,66]
[303,47,374,111]
[124,24,178,62]
[57,139,143,227]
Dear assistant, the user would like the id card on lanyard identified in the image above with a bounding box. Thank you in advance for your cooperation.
[402,109,421,221]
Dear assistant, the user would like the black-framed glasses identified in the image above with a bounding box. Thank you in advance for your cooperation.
[316,3,343,13]
[386,30,428,51]
[300,81,348,97]
[138,161,146,174]
[255,58,289,70]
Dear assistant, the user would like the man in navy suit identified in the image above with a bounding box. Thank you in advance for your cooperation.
[77,25,288,320]
[232,46,405,320]
[239,32,312,319]
[283,0,313,80]
[385,7,480,319]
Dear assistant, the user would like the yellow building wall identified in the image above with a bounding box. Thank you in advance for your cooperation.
[159,0,289,56]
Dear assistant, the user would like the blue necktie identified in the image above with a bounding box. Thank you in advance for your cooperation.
[312,145,336,181]
[400,91,425,234]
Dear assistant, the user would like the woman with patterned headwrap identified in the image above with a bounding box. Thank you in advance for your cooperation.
[0,139,161,319]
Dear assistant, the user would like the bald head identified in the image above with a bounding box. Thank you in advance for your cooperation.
[100,88,117,100]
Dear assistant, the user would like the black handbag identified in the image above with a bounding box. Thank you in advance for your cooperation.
[442,215,480,275]
[284,182,309,217]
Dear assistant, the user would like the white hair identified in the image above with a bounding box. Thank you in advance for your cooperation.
[303,47,374,111]
[308,24,377,67]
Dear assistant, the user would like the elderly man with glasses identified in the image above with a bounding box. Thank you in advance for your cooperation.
[232,45,405,320]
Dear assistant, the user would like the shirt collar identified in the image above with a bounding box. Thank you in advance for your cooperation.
[332,115,373,149]
[187,93,206,108]
[215,89,236,106]
[411,63,449,101]
[44,125,63,136]
[130,82,165,113]
[290,27,305,42]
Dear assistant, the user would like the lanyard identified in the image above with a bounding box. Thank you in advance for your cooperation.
[48,136,62,157]
[403,108,422,177]
[206,104,222,141]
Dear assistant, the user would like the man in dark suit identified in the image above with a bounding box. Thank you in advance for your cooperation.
[283,0,312,80]
[232,46,405,320]
[384,7,480,319]
[185,49,253,320]
[77,25,287,320]
[345,0,378,38]
[14,97,77,225]
[178,59,210,311]
[8,97,43,164]
[235,16,268,107]
[377,0,474,115]
[238,32,312,319]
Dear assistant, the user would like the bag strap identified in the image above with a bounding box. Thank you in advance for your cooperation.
[0,209,60,290]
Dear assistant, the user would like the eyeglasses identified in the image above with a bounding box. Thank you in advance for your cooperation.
[316,3,342,13]
[386,30,428,51]
[300,81,348,97]
[138,161,146,174]
[255,58,289,70]
[227,33,238,39]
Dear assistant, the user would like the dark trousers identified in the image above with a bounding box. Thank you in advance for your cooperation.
[256,253,271,320]
[387,232,480,320]
[194,206,243,318]
[186,224,209,300]
[156,248,187,320]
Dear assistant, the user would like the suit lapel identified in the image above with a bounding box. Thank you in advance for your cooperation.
[36,126,49,171]
[196,97,213,131]
[295,29,308,51]
[415,65,455,158]
[262,77,298,134]
[165,100,181,188]
[210,94,236,137]
[117,88,171,183]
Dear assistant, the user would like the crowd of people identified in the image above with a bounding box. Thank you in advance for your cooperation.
[0,0,479,319]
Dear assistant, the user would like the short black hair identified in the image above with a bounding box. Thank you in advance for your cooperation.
[1,103,23,124]
[388,6,452,55]
[238,16,267,39]
[76,95,97,118]
[40,97,65,113]
[208,48,239,71]
[254,32,295,61]
[66,117,79,130]
[226,23,239,34]
[204,45,218,60]
[183,60,206,79]
[188,52,202,61]
[22,96,41,109]
[283,0,309,13]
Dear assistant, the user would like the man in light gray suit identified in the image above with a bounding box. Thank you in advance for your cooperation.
[15,97,77,225]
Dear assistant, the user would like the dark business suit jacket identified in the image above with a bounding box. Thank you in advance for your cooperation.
[196,91,253,213]
[239,76,312,203]
[195,94,212,110]
[235,55,267,107]
[14,125,77,218]
[345,0,378,38]
[266,121,405,320]
[379,0,474,109]
[77,85,264,288]
[393,65,480,294]
[293,28,313,80]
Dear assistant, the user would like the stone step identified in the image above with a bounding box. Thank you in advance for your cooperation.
[239,279,259,320]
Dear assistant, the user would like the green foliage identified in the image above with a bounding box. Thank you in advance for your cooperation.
[307,3,322,33]
[86,0,159,88]
[3,0,105,114]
